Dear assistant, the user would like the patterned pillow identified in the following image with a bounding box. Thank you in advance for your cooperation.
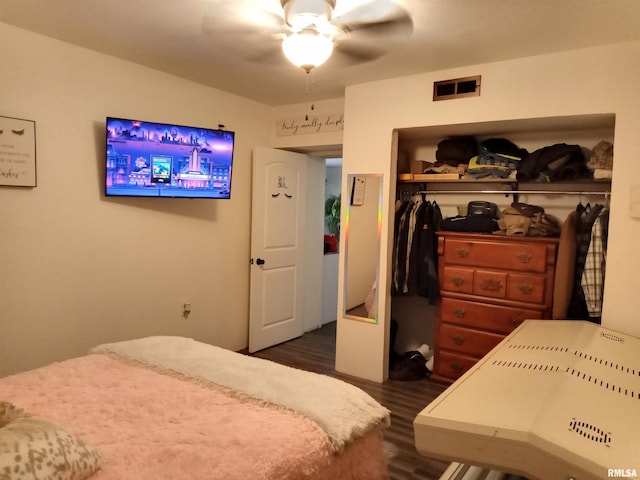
[0,401,103,480]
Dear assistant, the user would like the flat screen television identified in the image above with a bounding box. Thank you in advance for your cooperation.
[105,117,235,199]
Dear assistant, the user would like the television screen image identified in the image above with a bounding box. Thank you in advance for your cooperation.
[105,117,235,198]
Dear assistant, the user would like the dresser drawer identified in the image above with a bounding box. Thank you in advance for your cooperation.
[434,351,478,380]
[443,238,550,273]
[440,297,543,334]
[441,266,474,293]
[440,323,504,357]
[507,273,546,304]
[473,270,507,299]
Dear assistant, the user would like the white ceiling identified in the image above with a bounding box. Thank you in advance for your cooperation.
[2,0,640,106]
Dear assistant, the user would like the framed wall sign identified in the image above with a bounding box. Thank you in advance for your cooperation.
[0,115,37,187]
[350,175,366,206]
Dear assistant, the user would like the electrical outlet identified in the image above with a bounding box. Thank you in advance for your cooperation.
[182,303,191,319]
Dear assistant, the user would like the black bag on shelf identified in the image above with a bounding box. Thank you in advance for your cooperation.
[435,136,478,166]
[480,137,529,160]
[516,143,589,181]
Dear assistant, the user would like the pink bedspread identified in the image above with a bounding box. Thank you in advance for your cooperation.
[1,354,387,480]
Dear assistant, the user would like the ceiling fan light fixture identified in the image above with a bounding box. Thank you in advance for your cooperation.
[282,0,336,27]
[282,29,334,73]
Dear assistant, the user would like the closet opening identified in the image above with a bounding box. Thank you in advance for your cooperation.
[391,114,614,384]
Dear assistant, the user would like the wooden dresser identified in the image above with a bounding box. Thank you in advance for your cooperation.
[432,231,559,384]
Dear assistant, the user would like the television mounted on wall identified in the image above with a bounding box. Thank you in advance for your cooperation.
[105,117,235,199]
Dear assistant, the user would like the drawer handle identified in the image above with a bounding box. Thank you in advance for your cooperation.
[518,284,534,295]
[450,363,463,374]
[480,279,503,292]
[510,315,524,326]
[453,308,466,318]
[451,334,465,345]
[456,248,470,258]
[517,252,533,263]
[452,276,465,286]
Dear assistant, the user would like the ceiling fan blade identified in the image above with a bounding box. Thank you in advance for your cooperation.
[244,43,287,66]
[332,0,396,23]
[201,3,288,59]
[202,2,286,36]
[332,0,413,38]
[334,42,385,64]
[339,13,413,38]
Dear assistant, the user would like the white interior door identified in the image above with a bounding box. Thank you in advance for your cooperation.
[249,146,309,352]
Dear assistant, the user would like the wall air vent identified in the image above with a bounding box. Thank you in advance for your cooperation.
[433,75,481,101]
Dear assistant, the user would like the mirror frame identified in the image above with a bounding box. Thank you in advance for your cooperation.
[343,173,383,324]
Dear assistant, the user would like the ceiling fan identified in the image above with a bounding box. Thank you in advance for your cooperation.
[204,0,413,73]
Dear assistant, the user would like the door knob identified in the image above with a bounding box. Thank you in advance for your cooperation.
[256,258,265,265]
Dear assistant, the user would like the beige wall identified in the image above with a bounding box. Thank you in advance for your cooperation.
[270,98,345,156]
[336,40,640,382]
[0,24,270,376]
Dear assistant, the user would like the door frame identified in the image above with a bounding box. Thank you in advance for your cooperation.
[278,147,342,335]
[248,147,328,351]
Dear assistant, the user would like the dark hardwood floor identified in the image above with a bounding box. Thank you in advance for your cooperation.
[246,322,450,480]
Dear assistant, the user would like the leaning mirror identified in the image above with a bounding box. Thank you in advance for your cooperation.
[343,174,383,323]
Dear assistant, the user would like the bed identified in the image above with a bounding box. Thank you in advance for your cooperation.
[0,336,390,480]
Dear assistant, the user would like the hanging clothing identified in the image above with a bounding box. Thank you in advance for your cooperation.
[553,210,578,319]
[406,200,426,295]
[392,195,442,303]
[417,201,442,304]
[567,203,605,320]
[392,200,413,295]
[402,200,421,294]
[581,208,609,323]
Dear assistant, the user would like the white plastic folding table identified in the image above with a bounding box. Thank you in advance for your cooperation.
[414,320,640,480]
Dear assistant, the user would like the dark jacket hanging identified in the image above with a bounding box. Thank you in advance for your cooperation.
[417,201,442,303]
[567,203,604,320]
[392,196,442,303]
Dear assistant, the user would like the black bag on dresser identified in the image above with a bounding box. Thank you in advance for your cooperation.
[440,200,499,233]
[467,200,498,218]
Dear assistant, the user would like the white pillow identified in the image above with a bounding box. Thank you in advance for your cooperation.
[0,401,103,480]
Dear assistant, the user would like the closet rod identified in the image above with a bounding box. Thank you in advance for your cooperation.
[403,189,610,195]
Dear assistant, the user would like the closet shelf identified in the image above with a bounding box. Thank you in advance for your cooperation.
[399,177,512,184]
[398,179,611,195]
